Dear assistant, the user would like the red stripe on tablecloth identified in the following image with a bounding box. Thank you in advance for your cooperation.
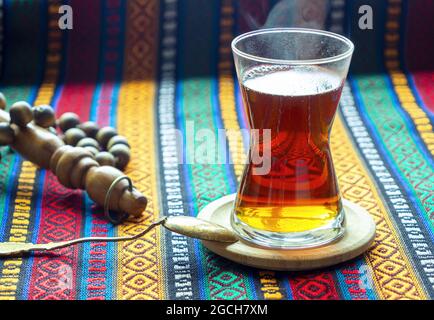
[411,71,434,113]
[54,0,101,118]
[404,0,434,72]
[289,273,340,300]
[27,0,101,300]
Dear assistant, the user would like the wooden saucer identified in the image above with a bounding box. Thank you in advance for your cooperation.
[197,194,376,271]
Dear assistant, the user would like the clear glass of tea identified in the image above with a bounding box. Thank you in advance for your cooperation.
[231,28,354,248]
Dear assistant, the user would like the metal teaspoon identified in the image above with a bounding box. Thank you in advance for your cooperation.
[0,216,238,257]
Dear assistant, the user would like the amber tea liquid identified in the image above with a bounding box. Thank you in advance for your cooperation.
[235,65,344,234]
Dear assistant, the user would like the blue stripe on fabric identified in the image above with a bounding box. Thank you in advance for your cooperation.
[89,82,102,123]
[246,275,258,300]
[110,81,121,128]
[281,277,293,300]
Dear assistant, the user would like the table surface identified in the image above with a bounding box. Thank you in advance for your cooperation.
[0,0,433,300]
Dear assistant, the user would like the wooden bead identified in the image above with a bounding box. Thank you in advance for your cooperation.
[70,157,99,189]
[109,144,130,170]
[84,146,99,156]
[64,128,86,146]
[50,145,73,172]
[10,101,33,127]
[55,147,93,188]
[77,137,100,149]
[33,105,56,128]
[13,120,64,169]
[78,121,99,138]
[96,151,116,167]
[0,119,148,219]
[96,126,117,149]
[48,127,58,135]
[58,112,80,132]
[84,166,147,217]
[0,92,7,110]
[107,135,130,150]
[0,123,15,145]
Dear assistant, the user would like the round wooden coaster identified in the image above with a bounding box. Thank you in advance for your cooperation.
[197,194,376,271]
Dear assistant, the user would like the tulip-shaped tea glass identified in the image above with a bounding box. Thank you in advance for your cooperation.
[231,28,354,248]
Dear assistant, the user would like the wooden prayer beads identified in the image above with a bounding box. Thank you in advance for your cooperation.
[96,126,117,149]
[64,128,86,146]
[96,151,116,167]
[0,93,6,110]
[84,146,99,156]
[109,144,130,170]
[0,123,14,145]
[33,105,56,128]
[10,101,33,127]
[78,121,99,138]
[107,135,129,150]
[58,115,131,170]
[77,137,100,150]
[58,112,80,132]
[0,95,143,223]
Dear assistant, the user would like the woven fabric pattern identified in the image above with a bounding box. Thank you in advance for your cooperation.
[0,0,433,300]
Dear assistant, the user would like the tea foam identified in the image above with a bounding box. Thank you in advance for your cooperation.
[243,65,342,97]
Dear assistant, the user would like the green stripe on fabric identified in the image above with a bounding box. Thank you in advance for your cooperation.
[353,75,434,227]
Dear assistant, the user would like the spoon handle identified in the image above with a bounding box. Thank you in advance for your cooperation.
[0,219,164,256]
[0,216,237,257]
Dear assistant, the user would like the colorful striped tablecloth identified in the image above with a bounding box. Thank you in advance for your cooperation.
[0,0,433,300]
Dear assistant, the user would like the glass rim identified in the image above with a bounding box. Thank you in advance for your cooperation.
[231,27,354,65]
